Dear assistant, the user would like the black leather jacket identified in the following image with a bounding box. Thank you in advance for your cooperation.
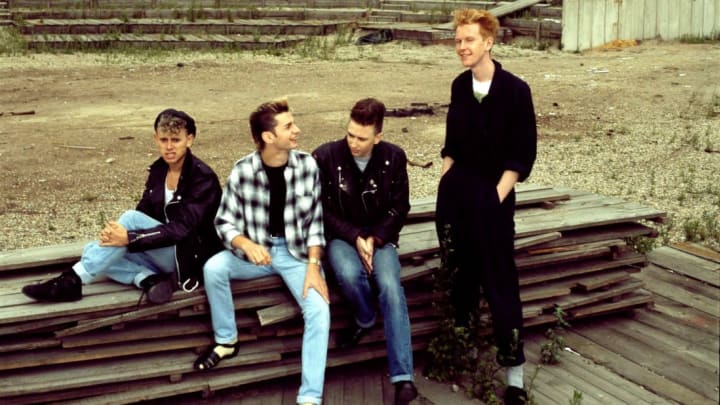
[128,150,223,290]
[312,139,410,246]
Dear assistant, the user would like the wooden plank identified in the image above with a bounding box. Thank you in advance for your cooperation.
[0,190,659,274]
[0,289,165,325]
[524,238,626,257]
[568,290,653,319]
[0,349,280,397]
[511,187,571,206]
[514,231,562,251]
[648,246,720,287]
[0,334,214,372]
[607,317,719,371]
[517,245,614,270]
[519,252,646,286]
[648,293,720,337]
[530,222,656,251]
[519,284,571,302]
[524,344,640,405]
[631,309,719,353]
[0,269,124,297]
[555,278,644,311]
[407,185,569,220]
[51,294,207,337]
[563,325,713,405]
[489,0,544,18]
[0,306,130,336]
[47,277,284,336]
[672,241,720,264]
[574,316,719,402]
[0,281,127,309]
[515,201,665,237]
[397,228,439,259]
[524,338,670,405]
[0,336,60,354]
[634,264,720,317]
[52,339,430,405]
[576,268,633,291]
[522,361,607,405]
[257,259,437,326]
[59,317,214,348]
[0,241,85,272]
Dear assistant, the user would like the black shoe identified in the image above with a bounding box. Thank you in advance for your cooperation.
[394,381,418,405]
[22,270,82,302]
[337,324,372,348]
[139,274,174,304]
[504,386,528,405]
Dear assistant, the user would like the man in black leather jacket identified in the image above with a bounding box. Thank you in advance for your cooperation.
[22,109,223,304]
[312,98,417,405]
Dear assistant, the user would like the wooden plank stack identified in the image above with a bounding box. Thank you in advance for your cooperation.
[0,184,665,404]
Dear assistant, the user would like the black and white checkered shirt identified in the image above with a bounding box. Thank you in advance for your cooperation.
[215,150,325,261]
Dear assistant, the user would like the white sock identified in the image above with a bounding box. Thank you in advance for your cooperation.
[507,365,524,388]
[214,340,238,357]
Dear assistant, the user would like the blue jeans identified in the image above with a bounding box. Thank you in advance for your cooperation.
[327,239,414,383]
[73,210,176,287]
[203,238,330,405]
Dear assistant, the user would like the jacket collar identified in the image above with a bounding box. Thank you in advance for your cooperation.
[149,149,195,193]
[250,149,298,174]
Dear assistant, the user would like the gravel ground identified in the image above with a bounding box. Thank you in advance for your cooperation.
[1,39,719,252]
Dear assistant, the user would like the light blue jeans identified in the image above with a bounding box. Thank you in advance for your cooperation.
[203,237,330,405]
[73,210,176,288]
[327,238,414,383]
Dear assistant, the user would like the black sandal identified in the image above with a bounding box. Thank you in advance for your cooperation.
[193,342,239,371]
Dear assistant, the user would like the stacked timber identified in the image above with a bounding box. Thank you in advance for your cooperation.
[0,184,664,404]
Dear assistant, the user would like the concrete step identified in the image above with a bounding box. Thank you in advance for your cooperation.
[24,32,308,50]
[380,4,411,11]
[17,18,353,36]
[12,7,368,22]
[9,0,374,9]
[367,16,398,23]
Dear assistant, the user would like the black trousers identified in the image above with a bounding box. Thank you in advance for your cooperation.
[435,165,525,367]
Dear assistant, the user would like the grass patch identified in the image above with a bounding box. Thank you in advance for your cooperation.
[679,32,720,43]
[0,27,28,55]
[683,211,720,245]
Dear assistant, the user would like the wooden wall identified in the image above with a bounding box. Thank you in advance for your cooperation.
[562,0,720,51]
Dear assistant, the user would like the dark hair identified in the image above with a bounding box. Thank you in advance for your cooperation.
[154,108,197,136]
[350,98,386,134]
[249,98,290,150]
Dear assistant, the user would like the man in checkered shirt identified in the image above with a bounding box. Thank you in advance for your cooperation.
[194,98,330,405]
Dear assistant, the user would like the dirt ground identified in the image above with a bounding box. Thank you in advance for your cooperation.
[1,39,719,251]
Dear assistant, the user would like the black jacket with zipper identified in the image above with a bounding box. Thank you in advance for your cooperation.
[127,150,223,289]
[312,139,410,247]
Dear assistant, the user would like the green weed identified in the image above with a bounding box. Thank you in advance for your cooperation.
[540,307,569,364]
[0,27,28,54]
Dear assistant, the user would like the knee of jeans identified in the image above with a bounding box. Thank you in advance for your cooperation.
[376,269,401,292]
[83,240,101,254]
[203,255,230,287]
[330,261,359,286]
[117,210,143,227]
[303,295,330,328]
